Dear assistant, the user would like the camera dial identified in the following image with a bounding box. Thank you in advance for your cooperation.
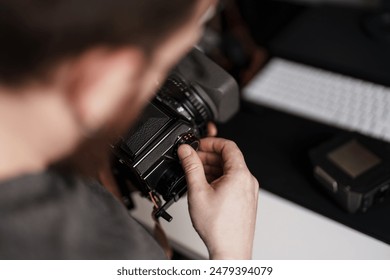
[176,132,200,154]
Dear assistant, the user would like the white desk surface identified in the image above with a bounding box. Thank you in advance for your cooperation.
[131,188,390,259]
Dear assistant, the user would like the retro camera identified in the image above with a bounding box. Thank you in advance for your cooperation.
[112,49,239,221]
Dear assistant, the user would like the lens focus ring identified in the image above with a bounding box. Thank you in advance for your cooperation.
[187,92,209,122]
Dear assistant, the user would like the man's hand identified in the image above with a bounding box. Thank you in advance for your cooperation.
[99,122,218,201]
[178,138,259,260]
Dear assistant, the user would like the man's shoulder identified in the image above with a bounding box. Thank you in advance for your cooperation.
[0,170,166,260]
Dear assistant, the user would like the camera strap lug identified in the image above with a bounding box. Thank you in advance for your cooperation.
[148,192,173,259]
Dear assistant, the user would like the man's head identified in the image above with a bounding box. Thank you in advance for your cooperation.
[0,0,217,178]
[0,0,207,84]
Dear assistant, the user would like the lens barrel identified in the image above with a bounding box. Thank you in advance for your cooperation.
[157,75,214,136]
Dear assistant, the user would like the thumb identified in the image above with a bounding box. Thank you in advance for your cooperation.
[177,144,209,193]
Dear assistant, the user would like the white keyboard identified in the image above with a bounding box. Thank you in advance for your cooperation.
[243,58,390,141]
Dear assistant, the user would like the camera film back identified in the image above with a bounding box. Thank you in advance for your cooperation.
[309,132,390,213]
[327,140,381,179]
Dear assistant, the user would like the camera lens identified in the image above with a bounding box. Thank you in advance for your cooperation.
[157,75,214,136]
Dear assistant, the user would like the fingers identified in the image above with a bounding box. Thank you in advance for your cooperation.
[184,137,259,260]
[199,138,247,172]
[198,151,223,183]
[179,138,248,191]
[177,144,209,193]
[207,123,218,137]
[203,165,223,183]
[198,151,222,167]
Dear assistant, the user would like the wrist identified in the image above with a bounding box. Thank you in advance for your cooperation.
[208,247,252,260]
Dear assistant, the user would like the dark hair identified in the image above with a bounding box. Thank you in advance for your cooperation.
[0,0,197,86]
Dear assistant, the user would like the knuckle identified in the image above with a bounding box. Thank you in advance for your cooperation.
[252,178,260,196]
[183,161,201,174]
[242,168,252,178]
[236,162,248,171]
[224,139,238,150]
[242,173,259,192]
[252,176,260,189]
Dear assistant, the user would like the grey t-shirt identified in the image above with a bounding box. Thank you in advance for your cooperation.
[0,170,166,259]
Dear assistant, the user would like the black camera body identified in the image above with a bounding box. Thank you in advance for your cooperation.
[113,49,239,221]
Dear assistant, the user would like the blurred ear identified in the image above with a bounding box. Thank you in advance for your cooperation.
[65,47,145,132]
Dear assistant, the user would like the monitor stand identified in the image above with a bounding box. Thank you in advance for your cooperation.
[269,4,390,87]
